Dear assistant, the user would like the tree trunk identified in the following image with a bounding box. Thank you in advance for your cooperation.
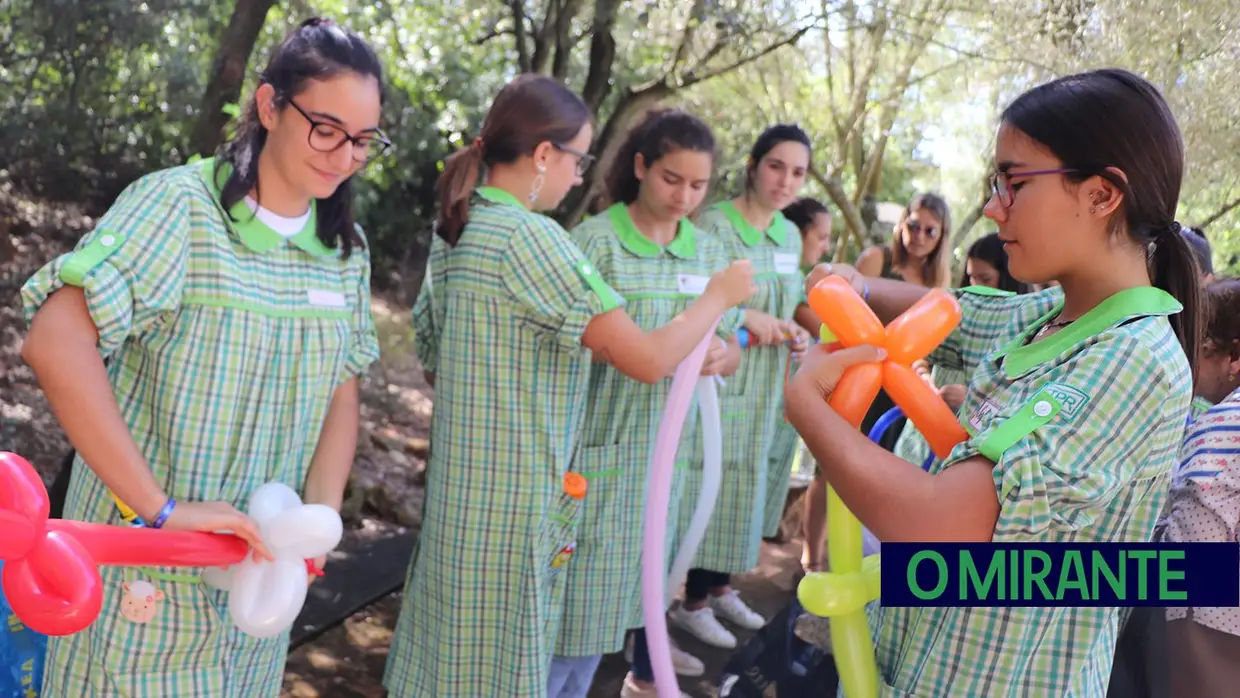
[188,0,277,157]
[560,84,671,226]
[580,0,619,111]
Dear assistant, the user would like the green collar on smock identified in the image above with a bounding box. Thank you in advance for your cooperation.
[606,203,696,259]
[476,186,527,209]
[995,286,1182,378]
[197,157,331,257]
[718,200,787,247]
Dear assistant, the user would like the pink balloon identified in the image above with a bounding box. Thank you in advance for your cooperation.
[642,320,719,698]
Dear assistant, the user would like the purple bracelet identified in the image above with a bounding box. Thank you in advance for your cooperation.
[151,498,177,529]
[862,280,871,302]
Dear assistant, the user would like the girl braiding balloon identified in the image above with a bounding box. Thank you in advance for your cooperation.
[19,18,384,696]
[550,108,744,698]
[383,76,755,698]
[787,68,1201,696]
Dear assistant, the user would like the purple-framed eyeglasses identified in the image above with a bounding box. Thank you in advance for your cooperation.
[990,168,1079,207]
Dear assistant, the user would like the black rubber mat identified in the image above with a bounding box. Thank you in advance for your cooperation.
[289,530,416,649]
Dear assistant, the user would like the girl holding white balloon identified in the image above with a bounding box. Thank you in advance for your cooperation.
[551,108,744,698]
[20,18,381,697]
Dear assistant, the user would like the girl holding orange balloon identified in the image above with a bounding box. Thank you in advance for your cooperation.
[787,69,1201,696]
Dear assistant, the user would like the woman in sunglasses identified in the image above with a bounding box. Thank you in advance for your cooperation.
[856,193,953,288]
[20,19,386,696]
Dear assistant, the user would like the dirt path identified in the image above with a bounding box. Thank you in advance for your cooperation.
[282,538,805,698]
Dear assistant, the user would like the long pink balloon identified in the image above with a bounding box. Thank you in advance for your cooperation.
[642,320,719,698]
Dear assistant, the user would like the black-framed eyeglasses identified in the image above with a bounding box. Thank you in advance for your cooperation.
[287,99,392,163]
[990,168,1079,208]
[554,143,595,177]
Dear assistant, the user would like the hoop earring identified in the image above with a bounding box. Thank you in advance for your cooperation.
[529,162,546,204]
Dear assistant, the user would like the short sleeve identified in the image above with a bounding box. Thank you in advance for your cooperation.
[928,286,1060,375]
[341,234,381,381]
[503,215,625,348]
[411,269,439,374]
[1165,395,1240,543]
[20,174,189,359]
[943,337,1178,541]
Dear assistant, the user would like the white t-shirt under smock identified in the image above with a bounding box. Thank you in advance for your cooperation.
[1161,386,1240,635]
[244,197,311,238]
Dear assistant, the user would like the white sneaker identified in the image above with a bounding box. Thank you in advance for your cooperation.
[620,672,691,698]
[670,642,705,677]
[709,590,765,630]
[623,634,705,677]
[669,604,737,649]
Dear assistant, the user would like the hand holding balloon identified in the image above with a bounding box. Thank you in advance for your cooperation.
[790,344,888,398]
[202,483,343,638]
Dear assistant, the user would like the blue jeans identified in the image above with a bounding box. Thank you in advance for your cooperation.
[547,654,603,698]
[630,628,654,682]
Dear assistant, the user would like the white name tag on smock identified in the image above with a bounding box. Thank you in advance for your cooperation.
[307,289,347,309]
[773,253,799,275]
[677,274,709,295]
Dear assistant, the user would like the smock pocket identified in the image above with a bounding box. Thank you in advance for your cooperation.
[542,474,586,588]
[572,443,650,572]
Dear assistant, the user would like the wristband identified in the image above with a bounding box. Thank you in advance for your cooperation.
[862,280,871,302]
[151,498,177,529]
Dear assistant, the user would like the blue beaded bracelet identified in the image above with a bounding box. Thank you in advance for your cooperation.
[151,498,177,529]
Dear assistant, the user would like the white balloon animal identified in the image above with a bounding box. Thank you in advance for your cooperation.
[201,483,343,638]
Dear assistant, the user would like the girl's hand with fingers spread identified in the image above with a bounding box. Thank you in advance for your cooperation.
[162,500,274,562]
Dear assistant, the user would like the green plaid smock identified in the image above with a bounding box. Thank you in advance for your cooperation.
[866,285,1191,697]
[21,158,379,697]
[675,201,803,573]
[411,234,446,375]
[554,204,743,656]
[383,187,623,698]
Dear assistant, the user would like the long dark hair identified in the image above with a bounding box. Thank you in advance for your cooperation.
[783,197,828,236]
[958,232,1031,293]
[604,108,715,206]
[745,124,811,191]
[437,74,590,245]
[213,18,384,260]
[1003,68,1202,377]
[892,192,952,288]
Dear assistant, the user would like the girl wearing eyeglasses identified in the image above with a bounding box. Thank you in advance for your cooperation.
[20,19,385,697]
[385,75,755,698]
[788,68,1200,696]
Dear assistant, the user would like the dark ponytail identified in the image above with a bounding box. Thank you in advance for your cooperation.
[437,74,590,246]
[1002,68,1201,378]
[214,17,384,260]
[1150,223,1203,375]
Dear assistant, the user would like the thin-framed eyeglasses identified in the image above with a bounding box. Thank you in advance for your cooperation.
[287,99,392,163]
[554,142,596,177]
[990,168,1079,208]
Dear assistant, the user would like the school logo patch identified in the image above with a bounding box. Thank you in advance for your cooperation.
[1042,382,1089,420]
[968,397,1002,433]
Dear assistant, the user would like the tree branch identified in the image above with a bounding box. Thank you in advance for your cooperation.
[1197,196,1240,230]
[669,0,708,77]
[508,0,531,72]
[680,24,813,89]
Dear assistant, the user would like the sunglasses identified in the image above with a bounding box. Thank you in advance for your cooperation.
[905,220,939,239]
